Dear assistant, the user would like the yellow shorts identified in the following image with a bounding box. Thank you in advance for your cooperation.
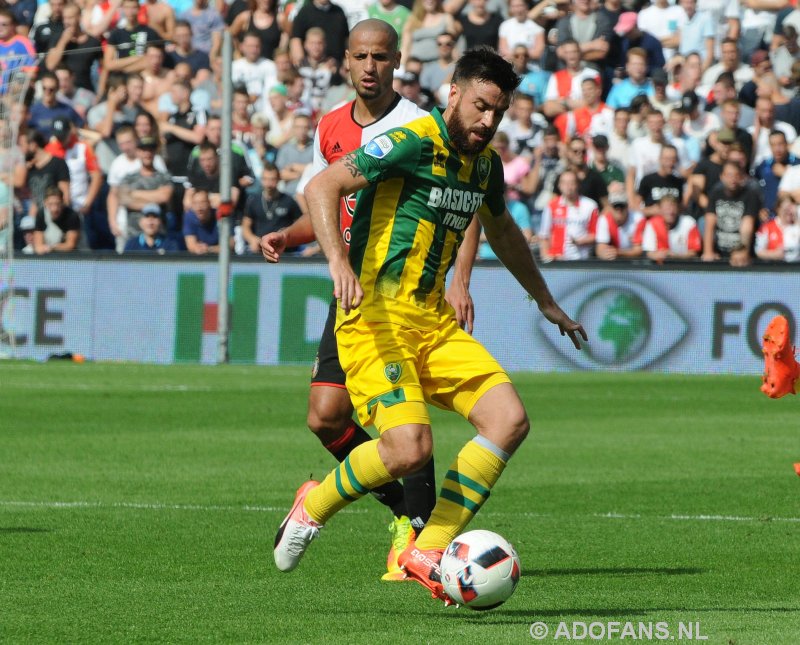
[336,314,511,433]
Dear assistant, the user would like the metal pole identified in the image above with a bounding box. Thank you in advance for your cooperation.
[217,30,233,364]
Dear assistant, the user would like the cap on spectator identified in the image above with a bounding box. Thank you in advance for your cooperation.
[138,136,158,150]
[398,71,420,84]
[614,12,638,36]
[750,49,769,66]
[717,127,736,144]
[609,191,628,206]
[52,117,71,142]
[592,134,609,149]
[269,83,288,96]
[651,69,669,86]
[141,203,162,217]
[19,215,35,231]
[680,91,699,112]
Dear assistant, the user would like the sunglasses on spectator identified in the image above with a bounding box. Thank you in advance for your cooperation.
[42,85,58,92]
[437,40,454,47]
[570,147,586,154]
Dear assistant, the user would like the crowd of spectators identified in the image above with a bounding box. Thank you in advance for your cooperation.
[3,0,800,264]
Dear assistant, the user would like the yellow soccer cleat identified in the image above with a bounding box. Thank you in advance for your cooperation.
[381,515,414,581]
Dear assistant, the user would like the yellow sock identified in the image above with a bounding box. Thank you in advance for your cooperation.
[415,438,507,550]
[305,438,393,525]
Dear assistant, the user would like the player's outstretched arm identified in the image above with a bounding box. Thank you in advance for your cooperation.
[446,216,481,334]
[305,152,371,313]
[480,208,587,350]
[261,213,316,263]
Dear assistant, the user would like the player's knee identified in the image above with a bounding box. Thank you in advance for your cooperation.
[379,425,433,476]
[398,442,433,474]
[510,410,530,445]
[498,405,530,452]
[306,392,353,437]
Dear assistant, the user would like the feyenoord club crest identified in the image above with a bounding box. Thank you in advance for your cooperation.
[384,362,402,384]
[477,156,491,185]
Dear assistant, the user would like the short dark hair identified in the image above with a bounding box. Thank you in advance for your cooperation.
[39,71,57,85]
[107,72,128,91]
[199,141,217,155]
[769,129,788,141]
[660,143,678,156]
[451,46,520,96]
[28,129,47,148]
[715,71,736,89]
[174,19,192,31]
[44,185,64,200]
[115,124,136,139]
[262,161,279,174]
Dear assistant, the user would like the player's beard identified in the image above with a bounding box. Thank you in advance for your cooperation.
[355,77,383,101]
[447,100,494,156]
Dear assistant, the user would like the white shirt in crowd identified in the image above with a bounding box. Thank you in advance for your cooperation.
[629,137,663,187]
[641,215,701,254]
[232,57,278,106]
[749,121,798,167]
[637,3,687,60]
[596,210,645,249]
[499,17,544,52]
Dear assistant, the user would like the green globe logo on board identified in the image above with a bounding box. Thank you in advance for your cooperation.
[578,288,651,364]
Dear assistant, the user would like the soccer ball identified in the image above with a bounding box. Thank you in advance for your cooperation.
[440,529,521,610]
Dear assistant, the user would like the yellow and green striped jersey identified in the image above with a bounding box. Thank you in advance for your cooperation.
[343,107,505,330]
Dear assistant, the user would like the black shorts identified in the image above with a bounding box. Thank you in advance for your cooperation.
[310,299,347,388]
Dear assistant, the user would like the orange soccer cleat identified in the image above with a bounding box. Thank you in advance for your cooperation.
[398,544,456,606]
[760,316,800,399]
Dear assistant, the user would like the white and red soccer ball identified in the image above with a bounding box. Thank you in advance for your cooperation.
[440,530,521,610]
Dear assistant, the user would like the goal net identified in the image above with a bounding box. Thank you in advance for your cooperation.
[0,55,35,357]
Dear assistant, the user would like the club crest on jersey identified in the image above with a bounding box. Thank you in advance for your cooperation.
[477,156,491,185]
[365,135,394,159]
[344,193,357,216]
[384,362,402,384]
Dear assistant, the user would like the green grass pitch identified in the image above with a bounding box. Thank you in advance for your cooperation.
[1,362,799,644]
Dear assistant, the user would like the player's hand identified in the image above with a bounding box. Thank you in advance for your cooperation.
[539,300,587,350]
[729,249,751,267]
[445,278,474,335]
[330,257,363,314]
[596,245,617,261]
[261,231,287,263]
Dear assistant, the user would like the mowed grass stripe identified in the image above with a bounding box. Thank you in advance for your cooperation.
[1,363,799,644]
